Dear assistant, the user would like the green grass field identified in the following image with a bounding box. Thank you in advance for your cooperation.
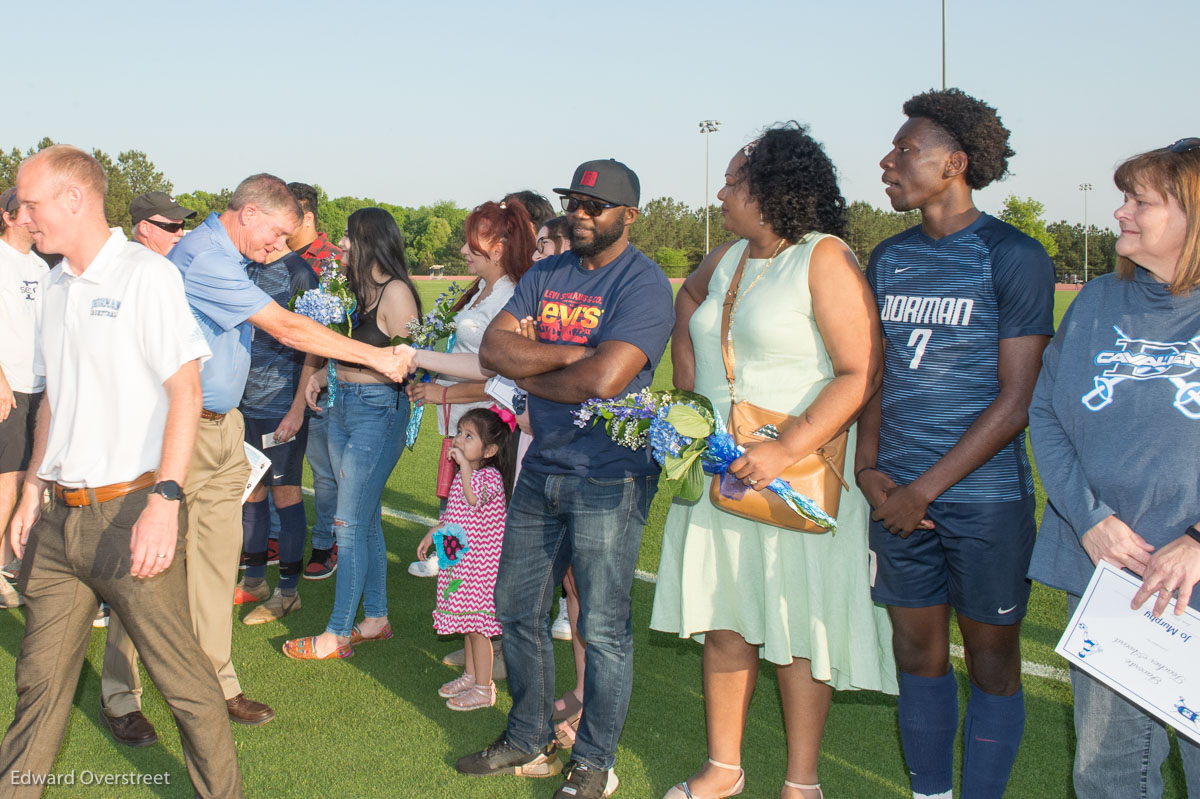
[1,285,1190,798]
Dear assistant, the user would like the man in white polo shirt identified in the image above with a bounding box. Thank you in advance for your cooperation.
[0,187,48,609]
[0,145,241,798]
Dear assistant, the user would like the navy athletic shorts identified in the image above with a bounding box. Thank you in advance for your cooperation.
[243,414,309,486]
[0,391,42,474]
[869,495,1036,625]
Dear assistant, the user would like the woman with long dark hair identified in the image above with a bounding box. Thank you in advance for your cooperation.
[284,207,420,659]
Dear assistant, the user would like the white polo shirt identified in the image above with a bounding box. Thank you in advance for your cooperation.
[0,237,49,393]
[34,229,211,488]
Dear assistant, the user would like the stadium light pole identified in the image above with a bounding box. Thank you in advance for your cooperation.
[1079,183,1092,283]
[942,0,948,89]
[699,120,721,253]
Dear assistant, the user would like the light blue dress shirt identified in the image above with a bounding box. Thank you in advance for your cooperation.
[168,213,272,412]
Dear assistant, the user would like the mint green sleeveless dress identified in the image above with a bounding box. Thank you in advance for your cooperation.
[649,234,897,692]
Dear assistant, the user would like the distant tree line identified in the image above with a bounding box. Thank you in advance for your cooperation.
[1,140,1115,282]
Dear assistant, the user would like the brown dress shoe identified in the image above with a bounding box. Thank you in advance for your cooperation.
[98,706,158,747]
[226,693,275,726]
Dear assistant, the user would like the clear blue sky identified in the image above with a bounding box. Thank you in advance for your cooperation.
[10,0,1197,231]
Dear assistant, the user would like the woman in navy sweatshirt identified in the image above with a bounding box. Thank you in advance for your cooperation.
[1029,137,1200,799]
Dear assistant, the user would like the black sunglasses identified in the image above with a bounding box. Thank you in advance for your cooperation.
[143,218,186,233]
[1169,138,1200,154]
[560,196,620,217]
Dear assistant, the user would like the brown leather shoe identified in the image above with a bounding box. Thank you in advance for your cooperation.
[226,693,275,726]
[98,706,158,747]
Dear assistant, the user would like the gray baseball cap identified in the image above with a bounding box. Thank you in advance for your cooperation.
[553,159,640,207]
[0,187,17,215]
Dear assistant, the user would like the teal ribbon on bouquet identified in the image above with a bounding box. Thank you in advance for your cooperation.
[405,332,456,448]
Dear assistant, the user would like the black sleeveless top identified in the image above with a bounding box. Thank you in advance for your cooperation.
[336,279,397,367]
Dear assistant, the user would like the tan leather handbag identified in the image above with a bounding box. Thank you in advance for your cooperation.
[708,241,849,533]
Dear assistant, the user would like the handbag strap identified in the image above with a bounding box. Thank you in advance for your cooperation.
[720,238,787,404]
[719,245,751,402]
[441,390,452,429]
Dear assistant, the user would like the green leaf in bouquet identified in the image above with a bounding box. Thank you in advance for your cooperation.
[674,390,715,416]
[664,452,705,501]
[667,405,712,438]
[675,458,706,501]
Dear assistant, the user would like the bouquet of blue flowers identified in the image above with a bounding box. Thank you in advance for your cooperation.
[290,257,359,406]
[391,282,468,448]
[574,388,837,532]
[290,257,357,336]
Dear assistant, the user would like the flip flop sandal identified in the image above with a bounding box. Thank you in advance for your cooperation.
[282,636,354,660]
[349,623,394,645]
[554,709,581,748]
[552,690,583,722]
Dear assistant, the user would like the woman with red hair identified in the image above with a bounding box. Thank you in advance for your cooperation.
[407,200,534,575]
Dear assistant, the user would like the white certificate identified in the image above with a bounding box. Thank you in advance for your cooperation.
[1056,560,1200,744]
[240,443,272,505]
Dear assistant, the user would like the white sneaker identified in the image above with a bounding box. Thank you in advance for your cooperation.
[408,555,439,578]
[551,600,572,641]
[93,603,110,628]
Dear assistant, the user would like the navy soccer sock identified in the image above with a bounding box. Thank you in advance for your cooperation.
[962,683,1025,799]
[276,501,307,592]
[898,669,958,797]
[241,499,269,582]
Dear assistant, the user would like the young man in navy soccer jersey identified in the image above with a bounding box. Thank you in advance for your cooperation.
[855,89,1055,799]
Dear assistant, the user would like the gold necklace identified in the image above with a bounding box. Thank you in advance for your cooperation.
[729,237,787,318]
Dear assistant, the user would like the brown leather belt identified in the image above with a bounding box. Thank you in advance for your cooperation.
[54,472,156,507]
[200,409,226,421]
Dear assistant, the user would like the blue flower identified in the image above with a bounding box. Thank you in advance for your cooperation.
[294,289,346,326]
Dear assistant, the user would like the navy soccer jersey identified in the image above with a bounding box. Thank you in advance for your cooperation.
[866,213,1055,502]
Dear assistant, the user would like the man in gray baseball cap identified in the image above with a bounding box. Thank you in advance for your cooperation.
[130,191,196,256]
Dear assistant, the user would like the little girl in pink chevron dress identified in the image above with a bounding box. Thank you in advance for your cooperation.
[417,406,516,710]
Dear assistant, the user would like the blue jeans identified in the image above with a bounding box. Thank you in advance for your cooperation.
[495,470,657,771]
[1068,595,1200,797]
[324,383,408,637]
[306,409,337,552]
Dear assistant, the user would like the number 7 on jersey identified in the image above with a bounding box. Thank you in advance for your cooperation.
[907,328,932,369]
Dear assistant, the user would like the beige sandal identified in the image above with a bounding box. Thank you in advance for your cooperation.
[447,682,496,711]
[663,758,745,799]
[783,779,823,799]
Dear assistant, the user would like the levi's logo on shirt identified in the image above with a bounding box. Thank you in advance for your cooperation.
[537,289,604,344]
[90,298,121,318]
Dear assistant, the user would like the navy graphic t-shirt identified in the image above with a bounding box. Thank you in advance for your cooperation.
[504,244,674,477]
[866,213,1054,502]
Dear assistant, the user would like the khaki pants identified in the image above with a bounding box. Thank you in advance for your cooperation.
[103,411,250,708]
[0,487,242,798]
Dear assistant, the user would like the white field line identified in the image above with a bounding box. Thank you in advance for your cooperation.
[313,489,1071,686]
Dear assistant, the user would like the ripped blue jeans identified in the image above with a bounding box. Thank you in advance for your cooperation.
[324,382,408,638]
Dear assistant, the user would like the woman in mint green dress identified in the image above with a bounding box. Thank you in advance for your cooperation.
[650,124,896,799]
